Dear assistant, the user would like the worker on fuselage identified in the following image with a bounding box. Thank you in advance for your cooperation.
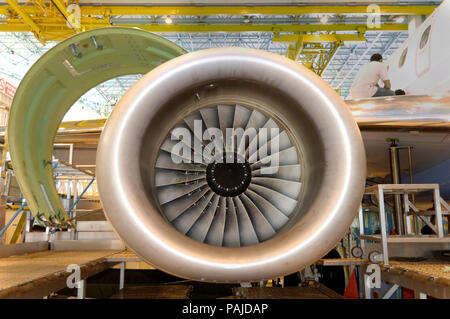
[349,53,395,99]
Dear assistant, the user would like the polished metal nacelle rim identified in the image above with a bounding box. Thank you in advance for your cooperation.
[96,47,366,283]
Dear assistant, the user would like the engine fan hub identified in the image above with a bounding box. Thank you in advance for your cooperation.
[206,153,252,197]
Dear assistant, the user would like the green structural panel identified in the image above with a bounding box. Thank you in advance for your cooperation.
[8,27,186,226]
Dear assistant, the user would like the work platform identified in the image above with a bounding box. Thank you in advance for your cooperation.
[0,249,126,298]
[0,244,449,299]
[111,285,194,299]
[231,285,343,299]
[0,245,348,299]
[363,258,450,299]
[361,235,450,243]
[359,184,449,265]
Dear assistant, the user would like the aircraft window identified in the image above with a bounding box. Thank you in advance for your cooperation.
[419,25,431,50]
[398,47,408,68]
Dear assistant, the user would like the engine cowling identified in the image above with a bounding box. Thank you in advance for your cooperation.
[96,47,366,283]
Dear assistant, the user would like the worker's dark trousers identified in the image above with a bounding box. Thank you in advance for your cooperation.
[372,87,395,97]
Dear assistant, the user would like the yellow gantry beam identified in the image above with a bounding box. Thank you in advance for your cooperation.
[115,23,407,33]
[281,33,343,75]
[285,36,303,61]
[298,42,341,76]
[4,0,46,44]
[274,34,367,43]
[0,2,420,43]
[279,32,344,75]
[0,23,408,40]
[317,42,341,76]
[0,5,438,16]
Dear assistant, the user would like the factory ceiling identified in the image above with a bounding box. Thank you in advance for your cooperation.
[0,0,441,114]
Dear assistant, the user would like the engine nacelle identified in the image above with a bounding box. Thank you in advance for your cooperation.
[96,47,366,283]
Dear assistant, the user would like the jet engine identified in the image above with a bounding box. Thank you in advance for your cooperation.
[96,47,366,283]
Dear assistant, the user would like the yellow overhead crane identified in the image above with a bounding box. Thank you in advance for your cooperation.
[0,2,435,74]
[0,2,433,42]
[0,3,437,17]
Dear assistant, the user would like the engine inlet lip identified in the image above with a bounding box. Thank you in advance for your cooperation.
[96,47,366,283]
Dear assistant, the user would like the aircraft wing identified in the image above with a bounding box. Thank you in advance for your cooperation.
[348,92,450,198]
[348,92,450,130]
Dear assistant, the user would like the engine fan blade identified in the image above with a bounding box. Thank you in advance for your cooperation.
[161,187,210,221]
[172,191,215,234]
[187,194,221,243]
[205,197,227,246]
[248,183,298,217]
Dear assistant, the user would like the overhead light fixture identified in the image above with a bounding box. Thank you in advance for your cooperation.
[394,16,405,23]
[164,16,173,25]
[319,15,329,24]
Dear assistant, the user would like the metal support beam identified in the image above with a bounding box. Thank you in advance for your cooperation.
[0,23,408,35]
[121,24,406,33]
[382,284,399,299]
[9,210,27,244]
[285,35,303,61]
[317,42,341,76]
[0,5,438,17]
[119,261,125,290]
[274,32,358,76]
[274,34,366,43]
[0,2,430,45]
[377,186,389,265]
[4,0,46,44]
[433,187,445,238]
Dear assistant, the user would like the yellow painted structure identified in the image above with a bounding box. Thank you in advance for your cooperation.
[0,1,424,76]
[0,2,425,44]
[0,4,437,17]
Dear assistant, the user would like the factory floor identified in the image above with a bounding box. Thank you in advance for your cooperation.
[1,248,448,299]
[0,248,343,299]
